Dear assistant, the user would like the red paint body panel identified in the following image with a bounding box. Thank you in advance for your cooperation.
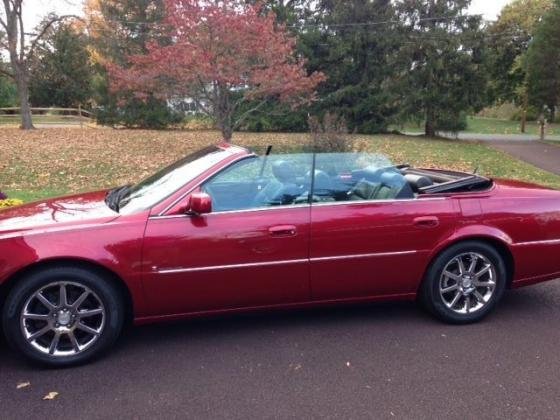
[142,206,311,315]
[309,198,459,299]
[2,147,560,325]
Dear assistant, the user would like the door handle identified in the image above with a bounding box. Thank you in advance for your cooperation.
[269,225,297,237]
[413,216,440,228]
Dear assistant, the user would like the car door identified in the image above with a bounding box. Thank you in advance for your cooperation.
[308,154,459,300]
[141,153,313,316]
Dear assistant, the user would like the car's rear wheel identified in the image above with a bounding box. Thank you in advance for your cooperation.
[2,266,124,367]
[420,241,507,324]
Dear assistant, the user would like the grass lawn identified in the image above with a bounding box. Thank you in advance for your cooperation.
[393,116,560,136]
[0,116,91,126]
[465,117,560,136]
[1,128,560,202]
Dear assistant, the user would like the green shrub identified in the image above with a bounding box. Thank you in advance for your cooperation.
[434,112,468,133]
[511,106,540,122]
[0,76,17,107]
[308,112,353,152]
[235,100,309,133]
[96,97,183,129]
[183,114,215,130]
[477,103,519,120]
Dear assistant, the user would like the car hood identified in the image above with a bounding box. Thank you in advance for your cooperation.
[0,190,119,235]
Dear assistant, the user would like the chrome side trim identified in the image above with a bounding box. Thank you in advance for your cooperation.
[154,250,418,274]
[311,250,417,262]
[514,238,560,247]
[156,259,308,274]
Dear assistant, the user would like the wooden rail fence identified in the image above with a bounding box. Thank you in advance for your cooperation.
[0,107,94,127]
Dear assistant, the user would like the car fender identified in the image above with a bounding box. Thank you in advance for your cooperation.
[0,219,149,317]
[427,224,513,263]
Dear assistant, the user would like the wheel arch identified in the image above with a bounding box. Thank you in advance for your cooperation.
[0,257,134,326]
[422,235,515,290]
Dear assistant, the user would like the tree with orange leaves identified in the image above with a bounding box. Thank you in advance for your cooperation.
[108,0,325,140]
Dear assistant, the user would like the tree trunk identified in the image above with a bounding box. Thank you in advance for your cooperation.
[539,113,546,141]
[215,84,233,141]
[521,92,528,134]
[221,124,233,142]
[215,112,233,141]
[15,71,34,130]
[425,108,436,137]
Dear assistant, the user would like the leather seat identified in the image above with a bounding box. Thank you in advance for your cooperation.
[348,179,379,200]
[404,174,433,192]
[372,172,414,200]
[312,170,335,195]
[253,161,302,207]
[349,171,415,201]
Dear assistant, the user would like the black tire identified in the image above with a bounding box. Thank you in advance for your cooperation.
[2,266,124,367]
[420,241,507,324]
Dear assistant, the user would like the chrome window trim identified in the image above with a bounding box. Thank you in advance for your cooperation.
[150,203,311,220]
[153,250,418,274]
[308,197,446,208]
[150,197,448,220]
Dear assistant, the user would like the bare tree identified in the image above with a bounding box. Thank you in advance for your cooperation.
[0,1,79,129]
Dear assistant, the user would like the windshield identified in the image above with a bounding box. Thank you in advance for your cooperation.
[117,146,234,214]
[314,152,394,174]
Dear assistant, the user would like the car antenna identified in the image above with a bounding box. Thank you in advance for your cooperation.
[473,166,479,175]
[259,145,273,178]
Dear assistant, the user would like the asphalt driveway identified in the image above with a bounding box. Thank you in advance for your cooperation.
[488,141,560,176]
[2,281,560,419]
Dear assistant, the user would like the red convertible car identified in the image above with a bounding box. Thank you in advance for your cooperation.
[1,143,560,366]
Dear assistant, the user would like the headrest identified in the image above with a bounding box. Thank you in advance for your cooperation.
[272,161,296,183]
[380,171,406,188]
[312,170,333,191]
[351,167,383,183]
[404,174,433,192]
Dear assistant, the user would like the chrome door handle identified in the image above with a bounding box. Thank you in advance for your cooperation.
[269,225,297,237]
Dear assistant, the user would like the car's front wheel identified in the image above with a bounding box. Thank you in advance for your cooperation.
[420,241,507,324]
[2,266,124,367]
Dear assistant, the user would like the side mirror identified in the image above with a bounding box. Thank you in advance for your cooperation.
[188,192,212,215]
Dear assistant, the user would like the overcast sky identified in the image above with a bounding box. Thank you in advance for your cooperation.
[21,0,514,30]
[469,0,512,20]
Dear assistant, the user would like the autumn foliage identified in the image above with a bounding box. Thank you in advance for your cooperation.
[108,0,325,139]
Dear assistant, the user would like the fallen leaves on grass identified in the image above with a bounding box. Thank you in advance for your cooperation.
[1,128,559,201]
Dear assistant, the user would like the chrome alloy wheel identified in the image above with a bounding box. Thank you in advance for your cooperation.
[20,282,106,357]
[439,252,497,315]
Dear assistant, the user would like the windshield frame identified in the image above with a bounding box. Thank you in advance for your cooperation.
[115,145,242,215]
